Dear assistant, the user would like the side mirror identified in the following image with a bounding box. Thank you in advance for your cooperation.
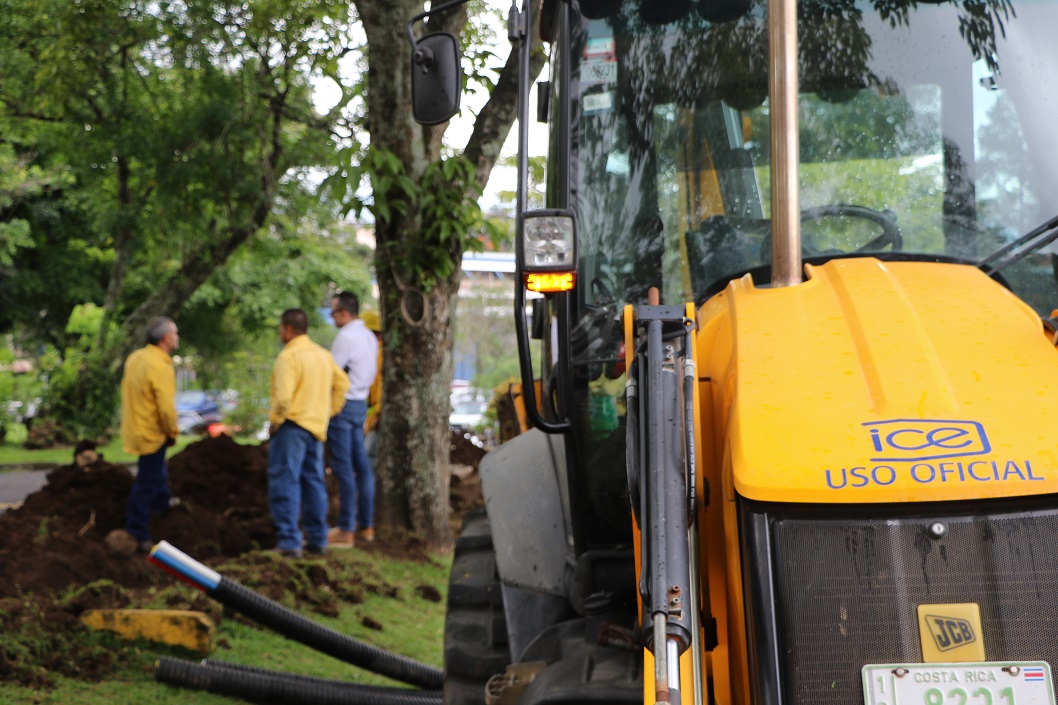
[410,33,462,126]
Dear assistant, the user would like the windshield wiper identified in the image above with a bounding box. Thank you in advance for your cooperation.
[979,213,1058,276]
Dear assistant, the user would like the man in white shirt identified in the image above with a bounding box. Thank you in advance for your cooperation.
[326,291,379,548]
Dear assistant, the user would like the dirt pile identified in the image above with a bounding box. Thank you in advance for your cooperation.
[449,431,487,468]
[448,431,487,523]
[0,431,485,601]
[0,431,486,687]
[0,436,274,600]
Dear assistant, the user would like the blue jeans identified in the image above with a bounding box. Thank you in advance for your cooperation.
[126,444,171,543]
[327,399,374,531]
[268,422,328,551]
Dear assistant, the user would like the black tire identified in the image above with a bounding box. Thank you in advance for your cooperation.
[443,508,510,705]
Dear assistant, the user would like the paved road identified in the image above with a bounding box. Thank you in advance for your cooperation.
[0,469,49,512]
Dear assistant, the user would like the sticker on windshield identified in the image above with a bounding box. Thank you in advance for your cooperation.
[583,92,613,115]
[581,60,617,84]
[584,36,615,59]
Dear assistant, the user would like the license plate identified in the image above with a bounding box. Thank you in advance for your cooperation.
[863,662,1055,705]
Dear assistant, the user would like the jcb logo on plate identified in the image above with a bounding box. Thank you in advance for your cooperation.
[926,615,977,651]
[917,603,985,662]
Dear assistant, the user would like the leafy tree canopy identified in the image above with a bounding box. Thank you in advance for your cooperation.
[0,0,366,440]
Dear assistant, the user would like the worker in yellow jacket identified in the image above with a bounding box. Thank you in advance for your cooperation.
[120,317,181,553]
[267,308,349,558]
[361,310,383,469]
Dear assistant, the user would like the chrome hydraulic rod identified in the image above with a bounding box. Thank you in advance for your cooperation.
[769,0,802,287]
[667,638,683,705]
[654,618,669,703]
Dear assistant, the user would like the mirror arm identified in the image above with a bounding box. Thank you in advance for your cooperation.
[405,0,472,53]
[512,0,571,434]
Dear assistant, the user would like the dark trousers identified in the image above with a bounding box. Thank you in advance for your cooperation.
[125,444,171,542]
[267,422,328,551]
[327,399,375,531]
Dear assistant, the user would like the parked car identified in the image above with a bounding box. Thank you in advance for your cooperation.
[176,390,223,435]
[449,398,488,432]
[3,398,38,423]
[176,390,219,415]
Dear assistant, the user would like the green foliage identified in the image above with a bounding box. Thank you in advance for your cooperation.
[414,157,494,285]
[346,149,419,226]
[0,143,41,265]
[461,0,505,97]
[0,0,363,443]
[0,339,43,434]
[335,149,501,292]
[226,396,269,440]
[493,154,547,210]
[0,218,31,268]
[453,288,520,393]
[27,304,120,444]
[748,90,936,166]
[178,215,373,400]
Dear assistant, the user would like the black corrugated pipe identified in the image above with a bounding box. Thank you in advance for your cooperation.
[156,657,443,705]
[209,576,444,690]
[201,658,442,701]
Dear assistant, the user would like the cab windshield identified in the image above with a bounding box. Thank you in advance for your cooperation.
[568,0,1058,313]
[557,0,1058,548]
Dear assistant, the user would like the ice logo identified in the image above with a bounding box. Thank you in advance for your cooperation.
[863,419,991,462]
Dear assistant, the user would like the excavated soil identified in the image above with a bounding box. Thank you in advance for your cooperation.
[0,432,486,600]
[1,437,270,600]
[0,431,486,686]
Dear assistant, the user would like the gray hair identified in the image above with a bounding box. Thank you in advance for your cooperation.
[146,317,175,345]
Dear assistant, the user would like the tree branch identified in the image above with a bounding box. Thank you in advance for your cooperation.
[462,2,545,190]
[118,86,288,360]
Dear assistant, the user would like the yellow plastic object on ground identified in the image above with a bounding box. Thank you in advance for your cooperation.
[80,609,216,653]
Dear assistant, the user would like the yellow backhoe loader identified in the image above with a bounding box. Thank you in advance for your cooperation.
[409,0,1058,703]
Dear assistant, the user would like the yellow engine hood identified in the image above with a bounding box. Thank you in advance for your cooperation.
[698,257,1058,503]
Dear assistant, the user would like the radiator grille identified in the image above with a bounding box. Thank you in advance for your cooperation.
[766,504,1058,705]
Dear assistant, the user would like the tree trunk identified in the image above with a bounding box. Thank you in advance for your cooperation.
[356,0,544,552]
[357,0,447,549]
[375,269,460,550]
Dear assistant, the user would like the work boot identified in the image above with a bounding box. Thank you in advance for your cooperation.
[272,547,303,559]
[355,527,375,543]
[305,544,327,556]
[327,527,355,549]
[152,496,182,519]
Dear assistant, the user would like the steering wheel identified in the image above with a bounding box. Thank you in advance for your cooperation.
[802,204,903,252]
[760,204,903,258]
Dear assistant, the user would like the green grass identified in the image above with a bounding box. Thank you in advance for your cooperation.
[0,424,256,467]
[0,550,451,705]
